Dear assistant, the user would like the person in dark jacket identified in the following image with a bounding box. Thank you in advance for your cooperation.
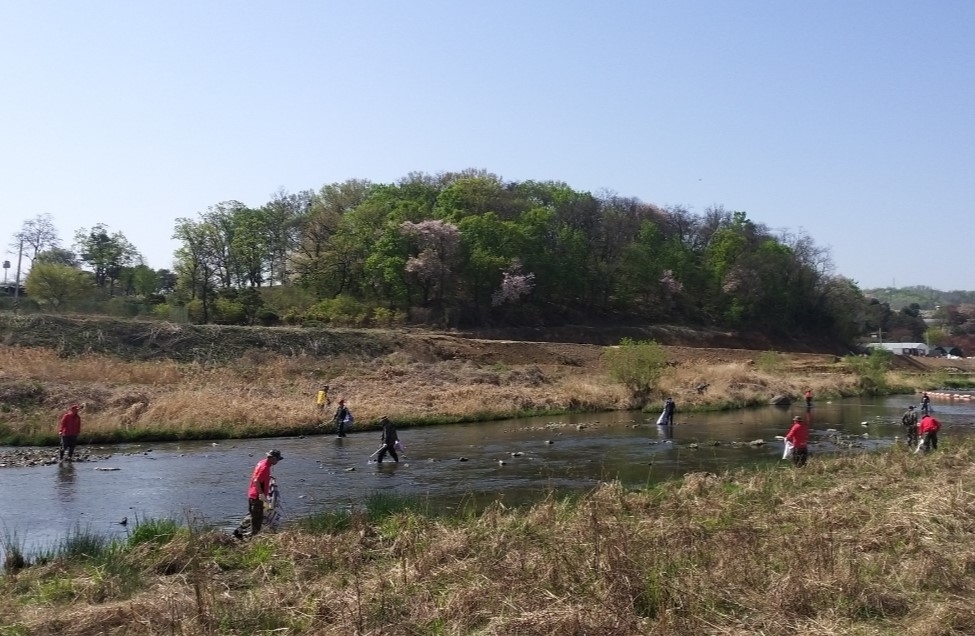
[661,397,676,426]
[376,416,400,463]
[920,392,931,415]
[332,399,351,437]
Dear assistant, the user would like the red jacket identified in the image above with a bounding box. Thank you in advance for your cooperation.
[785,422,809,448]
[248,458,273,500]
[919,415,940,435]
[59,410,82,436]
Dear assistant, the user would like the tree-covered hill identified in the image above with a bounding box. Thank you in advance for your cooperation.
[862,285,975,311]
[11,170,949,350]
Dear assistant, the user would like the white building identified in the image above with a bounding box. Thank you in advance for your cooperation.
[867,342,930,356]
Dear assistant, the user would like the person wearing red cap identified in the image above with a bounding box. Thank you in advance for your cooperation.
[784,414,809,467]
[58,403,84,462]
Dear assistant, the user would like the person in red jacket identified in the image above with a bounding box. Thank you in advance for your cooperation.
[918,414,941,452]
[785,414,810,467]
[58,403,84,462]
[234,449,283,539]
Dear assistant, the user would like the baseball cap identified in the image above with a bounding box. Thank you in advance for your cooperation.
[267,449,283,460]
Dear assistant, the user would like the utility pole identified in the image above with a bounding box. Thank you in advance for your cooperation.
[13,239,23,299]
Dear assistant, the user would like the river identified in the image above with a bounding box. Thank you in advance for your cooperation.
[1,394,972,556]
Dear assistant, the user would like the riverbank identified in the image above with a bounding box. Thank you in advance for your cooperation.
[4,438,975,635]
[0,314,958,447]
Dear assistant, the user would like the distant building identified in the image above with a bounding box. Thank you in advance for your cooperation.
[930,345,964,358]
[866,342,930,356]
[0,284,26,297]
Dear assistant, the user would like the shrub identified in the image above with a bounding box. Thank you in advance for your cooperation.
[602,338,669,404]
[844,348,893,394]
[256,309,280,326]
[755,350,786,373]
[213,298,246,325]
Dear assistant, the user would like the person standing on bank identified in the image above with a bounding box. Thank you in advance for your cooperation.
[918,413,941,452]
[240,449,282,538]
[58,403,84,462]
[376,416,400,463]
[332,399,352,437]
[785,414,809,467]
[901,405,919,448]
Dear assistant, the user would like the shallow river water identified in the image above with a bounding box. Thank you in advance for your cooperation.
[2,394,973,555]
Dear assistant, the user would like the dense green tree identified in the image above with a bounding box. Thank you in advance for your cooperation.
[261,188,312,285]
[172,217,218,322]
[24,262,92,310]
[74,224,142,295]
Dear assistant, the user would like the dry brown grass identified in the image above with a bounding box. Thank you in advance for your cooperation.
[659,360,857,409]
[0,344,860,442]
[6,443,975,634]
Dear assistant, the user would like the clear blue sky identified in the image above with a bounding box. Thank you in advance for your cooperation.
[2,1,972,291]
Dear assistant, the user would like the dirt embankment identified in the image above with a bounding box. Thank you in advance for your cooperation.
[0,313,846,367]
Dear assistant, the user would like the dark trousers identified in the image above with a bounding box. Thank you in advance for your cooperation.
[59,435,78,460]
[248,498,264,535]
[792,446,808,467]
[336,420,347,437]
[905,426,919,447]
[922,432,938,452]
[377,444,399,463]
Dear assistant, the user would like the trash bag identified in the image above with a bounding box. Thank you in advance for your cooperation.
[782,441,794,460]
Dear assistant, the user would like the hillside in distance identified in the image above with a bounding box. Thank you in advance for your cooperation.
[863,285,975,311]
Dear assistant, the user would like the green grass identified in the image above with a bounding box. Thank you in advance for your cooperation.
[126,517,182,547]
[55,524,113,560]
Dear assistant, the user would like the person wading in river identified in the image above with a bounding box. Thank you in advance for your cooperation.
[901,405,919,448]
[375,416,400,463]
[332,399,352,438]
[58,403,84,462]
[234,449,283,539]
[784,415,810,468]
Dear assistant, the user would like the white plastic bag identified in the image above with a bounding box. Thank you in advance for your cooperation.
[782,441,794,460]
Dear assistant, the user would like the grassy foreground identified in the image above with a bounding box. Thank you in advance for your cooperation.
[5,442,975,635]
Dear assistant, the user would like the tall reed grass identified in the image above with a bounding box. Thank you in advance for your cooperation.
[5,442,975,634]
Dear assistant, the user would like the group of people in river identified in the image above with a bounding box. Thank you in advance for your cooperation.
[50,386,944,538]
[234,396,404,539]
[901,397,941,453]
[782,390,941,468]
